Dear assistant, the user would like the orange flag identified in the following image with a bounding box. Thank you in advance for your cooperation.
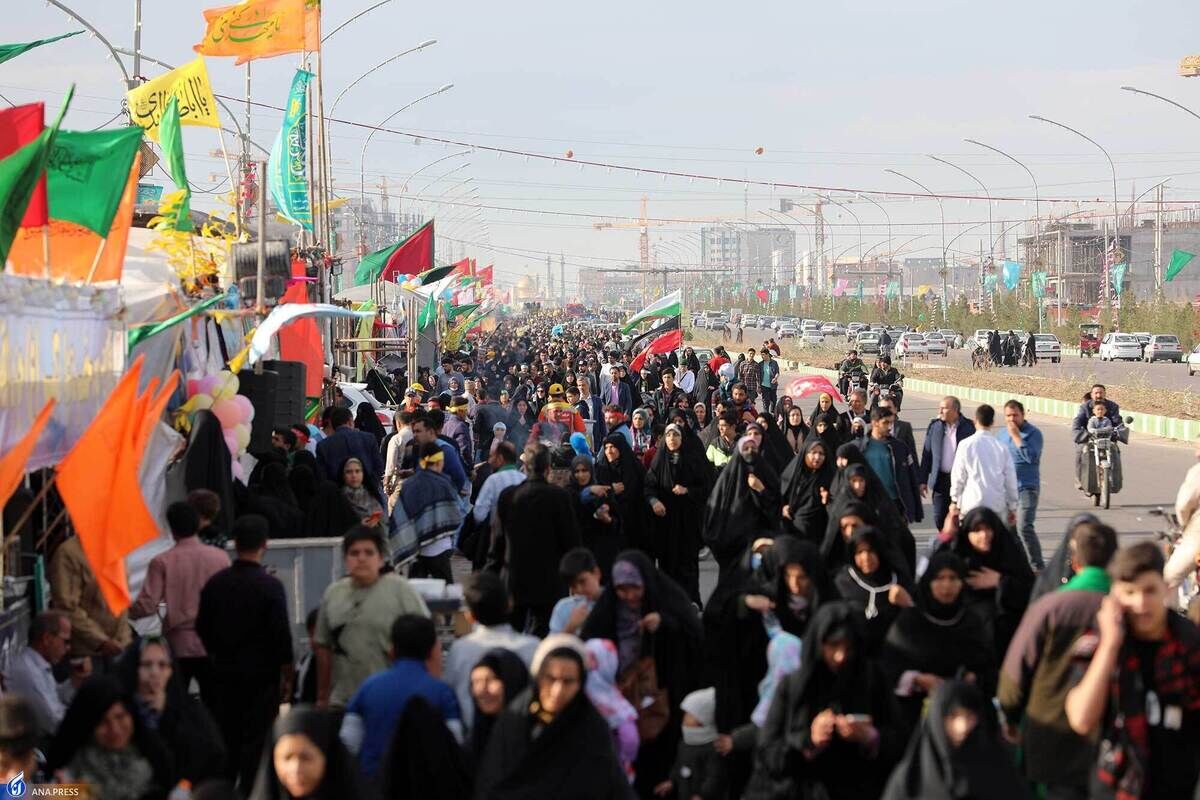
[7,152,141,282]
[0,399,55,508]
[194,0,320,65]
[56,357,163,614]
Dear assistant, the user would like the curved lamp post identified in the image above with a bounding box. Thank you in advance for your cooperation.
[884,169,948,321]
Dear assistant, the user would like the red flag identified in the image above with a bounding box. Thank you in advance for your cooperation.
[784,375,844,404]
[755,289,769,305]
[0,103,47,227]
[449,257,471,278]
[278,281,324,397]
[629,329,684,373]
[477,265,494,286]
[379,221,434,282]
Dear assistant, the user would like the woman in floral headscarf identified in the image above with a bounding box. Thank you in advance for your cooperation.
[584,639,639,784]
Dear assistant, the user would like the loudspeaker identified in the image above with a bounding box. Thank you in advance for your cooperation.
[236,369,279,453]
[231,241,291,305]
[262,360,306,426]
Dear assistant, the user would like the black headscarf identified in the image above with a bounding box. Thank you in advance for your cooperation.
[826,457,916,579]
[809,410,843,452]
[380,695,473,800]
[288,464,320,515]
[771,535,825,637]
[646,424,711,503]
[779,439,835,542]
[881,552,995,697]
[833,527,906,652]
[47,676,174,790]
[754,414,793,475]
[881,681,1027,800]
[473,648,629,799]
[181,410,236,533]
[355,401,387,444]
[702,443,781,569]
[248,705,364,800]
[467,649,531,761]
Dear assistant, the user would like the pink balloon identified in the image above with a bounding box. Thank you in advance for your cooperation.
[222,429,239,455]
[212,398,241,429]
[232,394,254,421]
[197,375,220,396]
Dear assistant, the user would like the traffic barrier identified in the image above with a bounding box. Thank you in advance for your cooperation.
[777,359,1200,442]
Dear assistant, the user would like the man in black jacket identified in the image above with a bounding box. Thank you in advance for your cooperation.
[853,406,923,526]
[196,515,293,790]
[918,395,976,531]
[876,396,915,460]
[315,406,384,489]
[472,388,512,459]
[485,443,582,636]
[653,367,686,419]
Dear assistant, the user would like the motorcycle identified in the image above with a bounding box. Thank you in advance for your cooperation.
[1076,416,1132,509]
[1150,506,1197,613]
[870,378,904,412]
[841,366,868,398]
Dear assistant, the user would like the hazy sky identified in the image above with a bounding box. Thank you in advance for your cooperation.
[7,1,1200,292]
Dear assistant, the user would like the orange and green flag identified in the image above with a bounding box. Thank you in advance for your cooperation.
[194,0,320,64]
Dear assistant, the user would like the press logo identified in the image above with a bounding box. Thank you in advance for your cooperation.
[6,772,24,798]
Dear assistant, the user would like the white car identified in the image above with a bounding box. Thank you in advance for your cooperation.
[1032,333,1062,363]
[800,329,826,347]
[895,332,927,358]
[973,329,991,348]
[777,324,800,338]
[1145,334,1183,363]
[1099,333,1143,362]
[337,382,396,428]
[923,332,948,356]
[1187,344,1200,376]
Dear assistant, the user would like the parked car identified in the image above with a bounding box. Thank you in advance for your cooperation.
[1187,343,1200,376]
[1032,333,1062,363]
[1099,332,1143,362]
[936,328,958,346]
[847,322,868,336]
[777,324,800,338]
[973,329,991,348]
[800,329,826,347]
[821,322,847,337]
[895,332,927,358]
[923,331,948,356]
[1145,334,1183,363]
[856,331,882,356]
[338,382,396,428]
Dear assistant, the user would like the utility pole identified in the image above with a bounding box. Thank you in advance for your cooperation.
[546,253,553,301]
[559,252,566,307]
[1154,182,1164,298]
[814,198,826,295]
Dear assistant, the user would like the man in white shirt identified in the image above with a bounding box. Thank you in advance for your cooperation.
[5,611,89,739]
[949,403,1018,531]
[472,442,526,526]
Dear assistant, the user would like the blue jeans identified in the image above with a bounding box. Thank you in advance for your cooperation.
[1018,487,1044,569]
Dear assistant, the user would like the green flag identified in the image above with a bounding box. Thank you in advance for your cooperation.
[1166,249,1196,282]
[416,263,457,286]
[1031,271,1047,298]
[417,292,437,331]
[47,127,143,235]
[127,292,227,353]
[0,86,72,263]
[447,302,479,320]
[159,95,192,232]
[0,31,81,67]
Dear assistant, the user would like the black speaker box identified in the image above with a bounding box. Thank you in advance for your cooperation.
[261,360,307,425]
[236,369,279,453]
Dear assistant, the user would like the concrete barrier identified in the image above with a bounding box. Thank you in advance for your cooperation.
[778,359,1200,442]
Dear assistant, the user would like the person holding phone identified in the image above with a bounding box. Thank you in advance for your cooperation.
[746,601,901,799]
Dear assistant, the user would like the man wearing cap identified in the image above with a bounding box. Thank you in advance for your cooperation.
[531,383,586,445]
[443,396,474,467]
[401,387,423,414]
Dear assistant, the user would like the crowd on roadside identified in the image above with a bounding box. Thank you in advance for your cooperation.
[5,310,1200,800]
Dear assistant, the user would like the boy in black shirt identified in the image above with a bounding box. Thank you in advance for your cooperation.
[1066,543,1200,800]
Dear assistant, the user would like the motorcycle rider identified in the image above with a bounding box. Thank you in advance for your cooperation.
[869,355,903,410]
[837,349,866,397]
[1071,384,1121,433]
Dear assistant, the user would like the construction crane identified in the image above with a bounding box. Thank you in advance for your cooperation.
[592,195,732,304]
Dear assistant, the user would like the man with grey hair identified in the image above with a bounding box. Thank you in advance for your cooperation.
[840,389,871,439]
[919,395,976,532]
[5,611,90,738]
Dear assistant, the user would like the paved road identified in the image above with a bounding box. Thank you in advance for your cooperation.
[731,324,1200,391]
[698,379,1196,601]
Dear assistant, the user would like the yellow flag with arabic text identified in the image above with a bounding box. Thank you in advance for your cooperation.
[126,58,221,141]
[194,0,320,65]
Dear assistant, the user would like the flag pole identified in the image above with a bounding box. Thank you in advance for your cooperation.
[84,238,109,283]
[41,225,50,280]
[216,126,240,238]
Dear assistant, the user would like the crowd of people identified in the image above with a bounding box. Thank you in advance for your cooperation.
[7,311,1200,800]
[973,329,1040,368]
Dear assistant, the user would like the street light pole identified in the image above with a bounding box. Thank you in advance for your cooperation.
[885,169,948,322]
[1029,115,1120,316]
[358,83,454,255]
[928,154,993,261]
[329,39,438,114]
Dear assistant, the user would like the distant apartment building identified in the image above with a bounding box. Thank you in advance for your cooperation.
[700,226,796,286]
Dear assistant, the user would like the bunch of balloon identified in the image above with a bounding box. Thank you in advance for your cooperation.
[177,371,256,477]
